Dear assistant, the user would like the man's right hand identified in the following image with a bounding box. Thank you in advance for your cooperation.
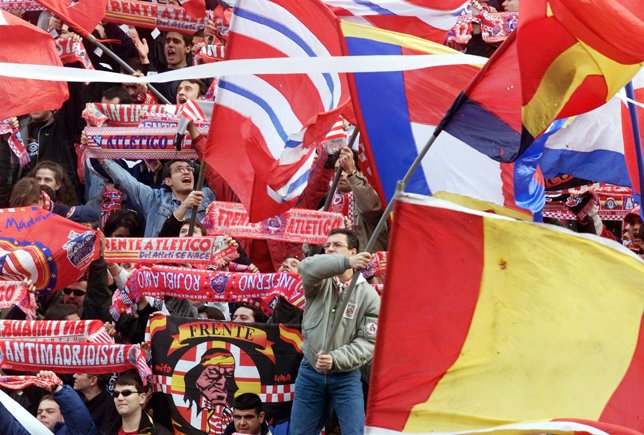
[183,190,204,209]
[349,252,372,269]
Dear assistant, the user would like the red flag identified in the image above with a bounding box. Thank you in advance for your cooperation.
[205,0,351,222]
[0,207,100,293]
[35,0,107,36]
[367,194,644,434]
[0,11,68,120]
[180,0,206,19]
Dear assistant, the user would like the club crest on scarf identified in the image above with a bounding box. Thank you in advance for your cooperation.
[150,316,302,435]
[63,231,97,269]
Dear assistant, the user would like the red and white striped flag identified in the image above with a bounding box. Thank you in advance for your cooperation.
[324,0,467,42]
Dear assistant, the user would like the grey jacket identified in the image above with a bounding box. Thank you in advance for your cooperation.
[299,254,380,372]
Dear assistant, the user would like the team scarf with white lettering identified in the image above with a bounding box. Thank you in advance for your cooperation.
[0,375,62,391]
[0,319,114,343]
[0,282,36,319]
[0,119,29,165]
[205,202,344,245]
[104,237,239,266]
[83,126,200,159]
[103,0,210,34]
[110,266,304,320]
[193,44,225,65]
[82,103,179,127]
[0,341,150,382]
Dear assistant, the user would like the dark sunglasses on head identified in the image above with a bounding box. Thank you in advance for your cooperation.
[113,389,140,398]
[63,288,86,297]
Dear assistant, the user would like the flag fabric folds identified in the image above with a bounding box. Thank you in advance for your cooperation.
[0,207,100,293]
[206,0,351,222]
[536,71,644,187]
[35,0,108,37]
[440,0,644,163]
[342,21,544,219]
[367,193,644,435]
[0,11,68,120]
[324,0,467,43]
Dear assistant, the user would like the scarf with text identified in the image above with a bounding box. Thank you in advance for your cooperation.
[110,266,304,320]
[331,191,354,229]
[0,341,150,382]
[0,319,114,343]
[205,202,344,245]
[104,237,238,266]
[103,0,210,34]
[0,282,35,319]
[83,126,199,159]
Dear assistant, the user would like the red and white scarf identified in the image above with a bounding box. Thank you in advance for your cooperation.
[331,191,354,229]
[0,120,29,166]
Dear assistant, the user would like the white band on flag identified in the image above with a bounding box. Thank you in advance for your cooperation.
[0,54,487,84]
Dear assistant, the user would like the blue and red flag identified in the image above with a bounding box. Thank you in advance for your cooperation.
[205,0,351,222]
[440,0,644,163]
[342,21,543,219]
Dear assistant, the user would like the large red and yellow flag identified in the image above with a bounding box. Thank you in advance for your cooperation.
[441,0,644,163]
[520,0,644,142]
[367,194,644,434]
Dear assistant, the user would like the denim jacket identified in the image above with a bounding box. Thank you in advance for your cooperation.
[101,160,215,237]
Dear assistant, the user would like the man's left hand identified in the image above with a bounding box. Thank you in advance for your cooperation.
[315,351,333,371]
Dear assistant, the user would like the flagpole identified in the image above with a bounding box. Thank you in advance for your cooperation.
[625,81,644,219]
[84,34,171,105]
[323,127,442,353]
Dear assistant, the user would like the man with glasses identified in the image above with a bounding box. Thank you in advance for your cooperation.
[291,228,380,435]
[107,372,171,435]
[100,156,215,237]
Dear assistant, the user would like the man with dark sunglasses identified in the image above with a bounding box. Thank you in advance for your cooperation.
[105,372,171,435]
[62,280,87,309]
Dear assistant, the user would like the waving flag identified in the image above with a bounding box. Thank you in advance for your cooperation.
[0,11,68,120]
[343,21,543,219]
[623,79,644,211]
[180,0,207,19]
[206,0,351,222]
[36,0,108,37]
[368,193,644,435]
[440,0,644,163]
[537,72,644,189]
[325,0,467,42]
[0,207,100,293]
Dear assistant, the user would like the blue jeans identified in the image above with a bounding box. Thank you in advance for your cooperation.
[290,357,365,435]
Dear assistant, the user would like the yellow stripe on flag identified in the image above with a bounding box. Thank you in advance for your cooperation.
[404,217,644,432]
[522,40,643,137]
[340,20,476,58]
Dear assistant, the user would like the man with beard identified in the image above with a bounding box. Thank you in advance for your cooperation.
[184,347,239,435]
[100,158,215,237]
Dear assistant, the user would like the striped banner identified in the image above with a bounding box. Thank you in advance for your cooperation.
[84,126,200,159]
[103,0,209,34]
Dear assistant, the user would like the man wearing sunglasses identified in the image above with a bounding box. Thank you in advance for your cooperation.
[62,280,87,309]
[106,372,171,435]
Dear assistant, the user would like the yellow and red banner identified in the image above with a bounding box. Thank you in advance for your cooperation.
[367,194,644,434]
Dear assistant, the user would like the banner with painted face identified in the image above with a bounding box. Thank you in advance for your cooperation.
[0,207,100,293]
[149,315,303,435]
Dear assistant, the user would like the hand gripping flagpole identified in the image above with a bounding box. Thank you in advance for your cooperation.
[323,126,443,353]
